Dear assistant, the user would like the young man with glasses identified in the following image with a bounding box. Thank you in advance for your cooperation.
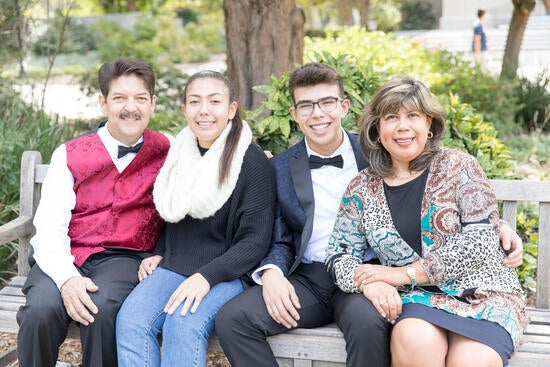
[215,62,523,366]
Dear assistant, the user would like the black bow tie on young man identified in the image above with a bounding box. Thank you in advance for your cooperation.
[309,154,344,169]
[118,142,144,158]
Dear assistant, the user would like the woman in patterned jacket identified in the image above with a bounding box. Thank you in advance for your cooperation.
[325,76,527,367]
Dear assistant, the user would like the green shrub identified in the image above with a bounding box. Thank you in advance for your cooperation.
[514,205,539,296]
[91,11,224,66]
[514,70,550,132]
[441,93,514,178]
[0,78,92,284]
[399,0,437,30]
[33,14,96,56]
[0,0,22,67]
[372,2,401,32]
[176,7,201,26]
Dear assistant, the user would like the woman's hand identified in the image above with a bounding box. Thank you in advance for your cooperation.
[354,264,407,288]
[361,281,402,323]
[138,255,163,281]
[164,273,211,316]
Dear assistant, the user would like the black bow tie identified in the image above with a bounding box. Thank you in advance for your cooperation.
[309,154,344,169]
[118,142,143,158]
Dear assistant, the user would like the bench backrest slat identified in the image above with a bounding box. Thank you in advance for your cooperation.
[13,151,550,309]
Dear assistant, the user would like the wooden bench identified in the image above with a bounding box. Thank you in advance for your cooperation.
[1,150,550,366]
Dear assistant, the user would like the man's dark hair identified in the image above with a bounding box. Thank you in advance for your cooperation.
[477,9,486,19]
[288,62,345,104]
[98,58,155,98]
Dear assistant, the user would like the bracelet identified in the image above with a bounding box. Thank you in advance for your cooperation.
[406,264,417,288]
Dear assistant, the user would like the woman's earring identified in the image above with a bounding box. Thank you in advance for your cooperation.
[427,131,433,139]
[377,137,381,143]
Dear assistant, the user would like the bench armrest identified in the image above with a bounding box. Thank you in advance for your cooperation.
[0,216,33,245]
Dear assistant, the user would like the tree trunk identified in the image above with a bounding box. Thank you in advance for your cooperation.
[224,0,305,110]
[359,0,371,29]
[500,0,536,79]
[13,0,26,77]
[337,0,353,26]
[127,0,136,11]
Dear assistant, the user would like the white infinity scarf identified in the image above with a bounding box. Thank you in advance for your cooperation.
[153,120,253,222]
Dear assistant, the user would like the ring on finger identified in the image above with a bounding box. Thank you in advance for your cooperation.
[379,299,386,305]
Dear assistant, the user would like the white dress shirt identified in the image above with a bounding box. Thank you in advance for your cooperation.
[252,131,359,284]
[31,124,145,289]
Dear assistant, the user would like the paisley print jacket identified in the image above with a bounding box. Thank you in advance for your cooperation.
[325,148,527,347]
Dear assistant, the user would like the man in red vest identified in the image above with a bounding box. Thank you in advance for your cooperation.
[16,58,171,367]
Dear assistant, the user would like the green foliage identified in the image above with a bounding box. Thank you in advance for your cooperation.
[91,10,224,66]
[441,93,514,178]
[32,14,96,56]
[248,72,301,154]
[0,78,92,284]
[176,7,201,26]
[399,0,437,30]
[514,205,539,296]
[0,0,22,67]
[372,2,402,32]
[429,51,519,130]
[514,70,550,132]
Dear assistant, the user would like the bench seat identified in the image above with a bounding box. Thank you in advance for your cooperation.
[2,151,550,366]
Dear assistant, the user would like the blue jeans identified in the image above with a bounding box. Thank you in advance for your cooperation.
[116,266,244,367]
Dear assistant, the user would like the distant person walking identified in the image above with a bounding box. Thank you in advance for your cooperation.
[473,8,488,64]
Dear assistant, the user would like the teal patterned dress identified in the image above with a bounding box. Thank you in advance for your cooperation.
[325,148,527,348]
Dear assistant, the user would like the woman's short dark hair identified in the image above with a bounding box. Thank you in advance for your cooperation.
[98,57,155,99]
[288,63,345,104]
[182,70,243,187]
[359,76,446,178]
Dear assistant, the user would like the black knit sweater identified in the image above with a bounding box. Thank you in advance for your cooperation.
[154,143,276,286]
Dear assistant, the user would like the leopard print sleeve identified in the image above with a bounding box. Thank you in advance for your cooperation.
[420,152,501,284]
[326,175,367,293]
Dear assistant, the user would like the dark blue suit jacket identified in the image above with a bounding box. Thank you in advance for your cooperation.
[258,131,368,275]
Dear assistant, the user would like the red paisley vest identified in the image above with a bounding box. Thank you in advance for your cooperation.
[65,129,170,266]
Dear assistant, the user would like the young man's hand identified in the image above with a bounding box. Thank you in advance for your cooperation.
[261,269,301,328]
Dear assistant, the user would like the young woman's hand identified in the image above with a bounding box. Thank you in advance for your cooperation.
[164,273,211,316]
[138,255,163,281]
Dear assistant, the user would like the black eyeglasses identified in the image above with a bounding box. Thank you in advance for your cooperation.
[294,96,342,116]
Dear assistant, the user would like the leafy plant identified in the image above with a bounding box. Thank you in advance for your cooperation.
[514,205,539,297]
[441,93,514,179]
[399,0,437,30]
[33,15,96,56]
[514,70,550,132]
[0,78,92,284]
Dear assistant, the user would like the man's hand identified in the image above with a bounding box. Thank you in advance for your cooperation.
[499,221,523,268]
[164,273,210,316]
[261,269,300,328]
[138,255,163,281]
[60,276,99,325]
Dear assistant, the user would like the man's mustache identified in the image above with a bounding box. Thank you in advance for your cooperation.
[119,112,142,120]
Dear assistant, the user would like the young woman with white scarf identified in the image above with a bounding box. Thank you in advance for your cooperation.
[116,70,276,366]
